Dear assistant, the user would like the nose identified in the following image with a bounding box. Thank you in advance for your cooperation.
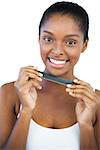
[52,43,64,56]
[52,48,64,56]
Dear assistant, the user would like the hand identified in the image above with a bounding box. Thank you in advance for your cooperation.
[66,79,99,126]
[14,66,42,112]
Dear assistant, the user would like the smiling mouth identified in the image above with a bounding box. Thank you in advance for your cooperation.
[48,58,70,65]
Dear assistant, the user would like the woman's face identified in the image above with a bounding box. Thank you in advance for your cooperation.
[39,14,88,77]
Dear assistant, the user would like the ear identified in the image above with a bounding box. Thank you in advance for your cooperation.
[81,39,88,53]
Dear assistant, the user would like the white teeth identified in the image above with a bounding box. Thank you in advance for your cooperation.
[49,58,66,65]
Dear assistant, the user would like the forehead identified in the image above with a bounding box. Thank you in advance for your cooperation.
[40,14,83,36]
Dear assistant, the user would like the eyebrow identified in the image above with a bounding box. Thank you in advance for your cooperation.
[43,30,54,35]
[43,30,80,38]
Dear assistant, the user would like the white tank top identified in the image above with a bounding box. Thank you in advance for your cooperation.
[26,119,80,150]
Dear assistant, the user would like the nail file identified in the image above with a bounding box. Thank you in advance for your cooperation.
[37,70,75,86]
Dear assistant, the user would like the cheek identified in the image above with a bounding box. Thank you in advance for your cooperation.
[40,45,48,63]
[67,49,81,64]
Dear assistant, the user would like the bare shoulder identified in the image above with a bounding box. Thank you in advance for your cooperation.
[95,89,100,113]
[0,81,20,116]
[0,82,20,147]
[94,89,100,148]
[1,81,16,95]
[95,89,100,116]
[95,89,100,96]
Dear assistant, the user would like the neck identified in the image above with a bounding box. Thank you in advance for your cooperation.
[44,68,75,79]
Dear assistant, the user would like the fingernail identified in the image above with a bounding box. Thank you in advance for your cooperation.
[38,77,42,81]
[69,92,73,95]
[65,88,70,92]
[73,79,78,82]
[33,66,38,70]
[39,73,43,77]
[39,86,42,89]
[66,84,72,88]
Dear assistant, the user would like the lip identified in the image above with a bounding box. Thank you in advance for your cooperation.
[48,57,70,62]
[48,57,70,68]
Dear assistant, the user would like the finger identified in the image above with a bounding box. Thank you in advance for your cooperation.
[20,66,38,71]
[73,93,97,109]
[16,79,42,94]
[17,80,33,94]
[67,90,96,108]
[75,100,85,114]
[26,71,42,82]
[24,65,38,70]
[73,79,93,90]
[17,71,42,86]
[66,87,95,101]
[31,79,42,90]
[16,73,29,85]
[23,66,42,76]
[67,84,89,91]
[19,67,43,78]
[67,84,94,95]
[19,78,42,90]
[23,66,43,77]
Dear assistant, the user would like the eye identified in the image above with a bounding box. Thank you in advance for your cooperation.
[65,39,77,47]
[43,36,54,44]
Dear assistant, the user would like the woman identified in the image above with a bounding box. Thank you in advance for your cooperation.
[0,1,100,150]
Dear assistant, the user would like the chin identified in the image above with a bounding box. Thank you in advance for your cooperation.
[45,68,70,77]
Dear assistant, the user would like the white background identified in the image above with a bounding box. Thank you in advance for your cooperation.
[0,0,100,89]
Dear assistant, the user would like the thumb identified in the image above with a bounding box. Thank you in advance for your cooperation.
[30,87,37,101]
[76,101,84,115]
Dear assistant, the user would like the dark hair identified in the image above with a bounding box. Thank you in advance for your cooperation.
[39,1,89,42]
